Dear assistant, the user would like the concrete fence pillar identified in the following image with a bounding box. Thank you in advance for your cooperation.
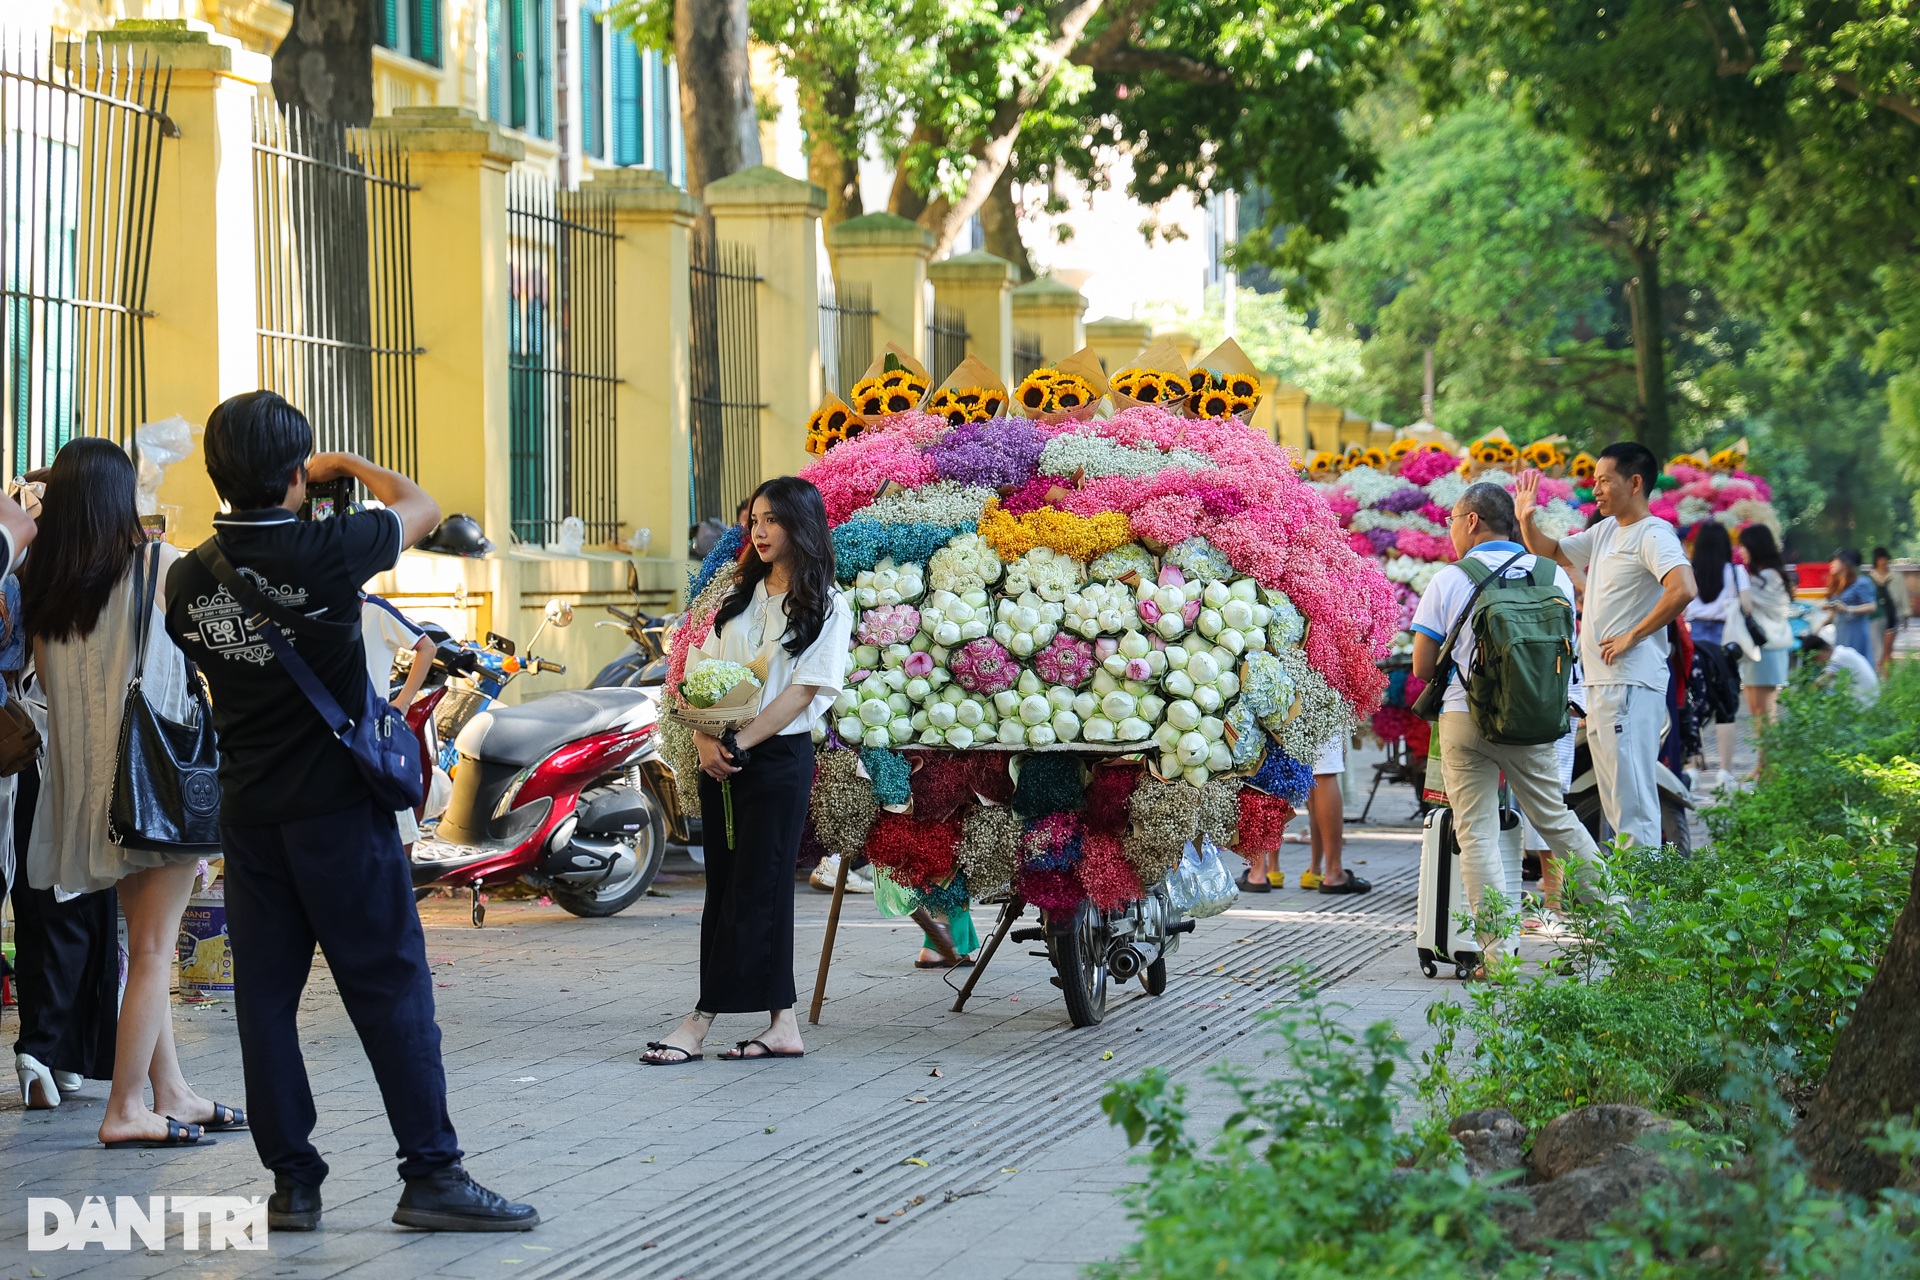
[1341,412,1371,451]
[370,106,523,546]
[705,165,827,484]
[579,166,700,592]
[1158,329,1200,367]
[928,250,1016,385]
[1307,403,1345,455]
[1084,317,1153,376]
[97,21,270,543]
[1010,276,1088,366]
[1267,382,1310,455]
[828,213,934,365]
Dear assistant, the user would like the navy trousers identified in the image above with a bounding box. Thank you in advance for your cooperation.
[221,799,462,1186]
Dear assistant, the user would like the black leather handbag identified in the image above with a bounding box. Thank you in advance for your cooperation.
[108,542,223,853]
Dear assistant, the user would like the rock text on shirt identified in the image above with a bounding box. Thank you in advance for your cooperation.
[183,568,312,667]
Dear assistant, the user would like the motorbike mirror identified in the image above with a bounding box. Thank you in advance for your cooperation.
[544,598,575,628]
[625,559,641,596]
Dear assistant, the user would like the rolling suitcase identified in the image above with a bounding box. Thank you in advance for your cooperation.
[1415,802,1522,979]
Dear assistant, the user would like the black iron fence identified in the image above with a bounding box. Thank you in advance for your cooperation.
[506,172,620,546]
[926,301,969,386]
[818,278,873,400]
[1,36,172,475]
[253,101,420,475]
[1013,327,1045,382]
[689,225,761,527]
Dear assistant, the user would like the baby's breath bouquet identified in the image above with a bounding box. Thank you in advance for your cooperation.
[671,655,768,847]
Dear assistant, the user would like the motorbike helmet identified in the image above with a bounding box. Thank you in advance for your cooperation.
[421,513,494,557]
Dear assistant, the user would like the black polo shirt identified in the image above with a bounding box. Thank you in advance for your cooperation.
[164,507,403,826]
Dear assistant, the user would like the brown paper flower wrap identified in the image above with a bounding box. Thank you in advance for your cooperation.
[1011,346,1109,424]
[1186,339,1263,421]
[668,650,771,736]
[849,344,934,422]
[925,354,1010,425]
[1107,339,1193,414]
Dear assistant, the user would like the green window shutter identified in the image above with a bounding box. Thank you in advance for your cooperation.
[610,28,641,166]
[414,0,441,65]
[378,0,401,50]
[534,0,554,139]
[581,9,605,158]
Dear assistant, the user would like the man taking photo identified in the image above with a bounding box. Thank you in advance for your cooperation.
[165,391,537,1234]
[1515,442,1695,849]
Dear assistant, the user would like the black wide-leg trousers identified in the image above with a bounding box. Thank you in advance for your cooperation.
[696,734,813,1014]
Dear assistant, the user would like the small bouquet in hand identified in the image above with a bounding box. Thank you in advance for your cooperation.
[672,654,768,848]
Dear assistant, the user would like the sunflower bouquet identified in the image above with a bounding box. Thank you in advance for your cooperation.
[850,345,934,420]
[1519,438,1566,473]
[924,354,1010,426]
[1011,349,1107,422]
[1183,340,1264,420]
[1462,430,1520,477]
[1109,366,1191,406]
[1569,452,1596,480]
[805,394,863,457]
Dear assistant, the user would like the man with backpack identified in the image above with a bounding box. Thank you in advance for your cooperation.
[1517,442,1696,849]
[1411,483,1605,933]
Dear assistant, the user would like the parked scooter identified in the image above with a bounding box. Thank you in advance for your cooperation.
[407,599,671,924]
[985,885,1194,1028]
[1564,719,1695,856]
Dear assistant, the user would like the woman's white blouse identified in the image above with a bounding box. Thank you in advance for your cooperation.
[698,581,853,735]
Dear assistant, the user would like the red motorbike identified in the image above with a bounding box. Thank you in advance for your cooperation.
[405,606,670,926]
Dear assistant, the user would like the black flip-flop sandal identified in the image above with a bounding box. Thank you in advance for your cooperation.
[103,1117,206,1149]
[1236,872,1271,894]
[721,1039,805,1061]
[201,1102,248,1131]
[640,1041,702,1066]
[1318,873,1372,895]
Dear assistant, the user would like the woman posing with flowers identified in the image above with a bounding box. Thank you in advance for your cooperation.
[643,477,853,1065]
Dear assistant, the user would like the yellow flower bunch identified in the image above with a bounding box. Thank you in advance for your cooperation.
[977,499,1133,562]
[1343,445,1368,471]
[1359,446,1390,470]
[1569,452,1596,479]
[1387,439,1419,463]
[1520,440,1564,470]
[1470,437,1518,467]
[851,367,931,417]
[926,386,1009,425]
[1012,368,1098,414]
[1708,447,1743,471]
[1306,451,1344,480]
[1110,366,1192,405]
[804,403,862,456]
[1183,368,1260,419]
[1667,452,1700,469]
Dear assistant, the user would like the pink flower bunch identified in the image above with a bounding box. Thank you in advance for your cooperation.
[799,429,939,525]
[1348,531,1378,557]
[1532,475,1575,504]
[1032,633,1096,687]
[1324,490,1361,524]
[1714,479,1758,506]
[903,650,936,679]
[1001,475,1061,515]
[1396,529,1455,561]
[1649,496,1682,525]
[949,637,1017,695]
[1400,449,1463,486]
[857,603,921,647]
[1668,463,1710,487]
[1420,501,1450,525]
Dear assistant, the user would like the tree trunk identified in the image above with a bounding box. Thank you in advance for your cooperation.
[888,121,940,223]
[803,71,862,232]
[1623,237,1671,458]
[979,165,1032,280]
[1796,844,1920,1195]
[273,0,375,125]
[674,0,761,199]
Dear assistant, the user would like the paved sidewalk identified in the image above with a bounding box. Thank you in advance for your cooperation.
[3,769,1459,1280]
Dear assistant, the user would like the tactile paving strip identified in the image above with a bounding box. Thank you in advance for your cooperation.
[526,867,1417,1280]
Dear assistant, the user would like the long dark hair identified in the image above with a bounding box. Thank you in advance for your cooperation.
[1739,523,1786,583]
[711,476,836,657]
[21,438,147,642]
[1690,521,1734,603]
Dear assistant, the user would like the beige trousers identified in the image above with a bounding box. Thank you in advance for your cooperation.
[1438,712,1606,916]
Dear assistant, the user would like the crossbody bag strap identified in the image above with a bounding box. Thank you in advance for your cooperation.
[128,541,161,683]
[194,541,358,739]
[1430,551,1529,689]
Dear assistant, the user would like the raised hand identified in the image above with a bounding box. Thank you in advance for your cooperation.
[1513,468,1542,526]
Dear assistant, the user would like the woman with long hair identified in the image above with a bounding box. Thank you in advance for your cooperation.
[1826,551,1876,658]
[23,439,240,1147]
[1682,522,1747,788]
[1736,524,1793,772]
[642,477,852,1065]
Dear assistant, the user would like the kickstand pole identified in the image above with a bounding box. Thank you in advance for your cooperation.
[950,898,1023,1014]
[807,854,852,1025]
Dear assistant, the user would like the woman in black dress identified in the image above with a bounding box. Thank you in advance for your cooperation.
[643,477,852,1064]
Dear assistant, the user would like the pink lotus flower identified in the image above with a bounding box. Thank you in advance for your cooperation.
[1033,633,1096,687]
[949,637,1016,695]
[1125,658,1152,681]
[1138,599,1162,624]
[903,651,935,678]
[1157,565,1186,588]
[1094,637,1120,661]
[1181,599,1202,626]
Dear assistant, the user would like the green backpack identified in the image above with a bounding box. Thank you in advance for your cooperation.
[1458,556,1576,746]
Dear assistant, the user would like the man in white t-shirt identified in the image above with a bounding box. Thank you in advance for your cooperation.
[1803,632,1880,705]
[1517,443,1696,848]
[1412,483,1604,940]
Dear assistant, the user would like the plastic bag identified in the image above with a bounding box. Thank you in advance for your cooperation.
[134,415,195,515]
[1165,837,1239,919]
[553,515,586,556]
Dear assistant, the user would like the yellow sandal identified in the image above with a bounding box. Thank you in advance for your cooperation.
[1298,870,1323,890]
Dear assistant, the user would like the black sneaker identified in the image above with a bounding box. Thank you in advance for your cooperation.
[393,1164,539,1231]
[269,1175,322,1232]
